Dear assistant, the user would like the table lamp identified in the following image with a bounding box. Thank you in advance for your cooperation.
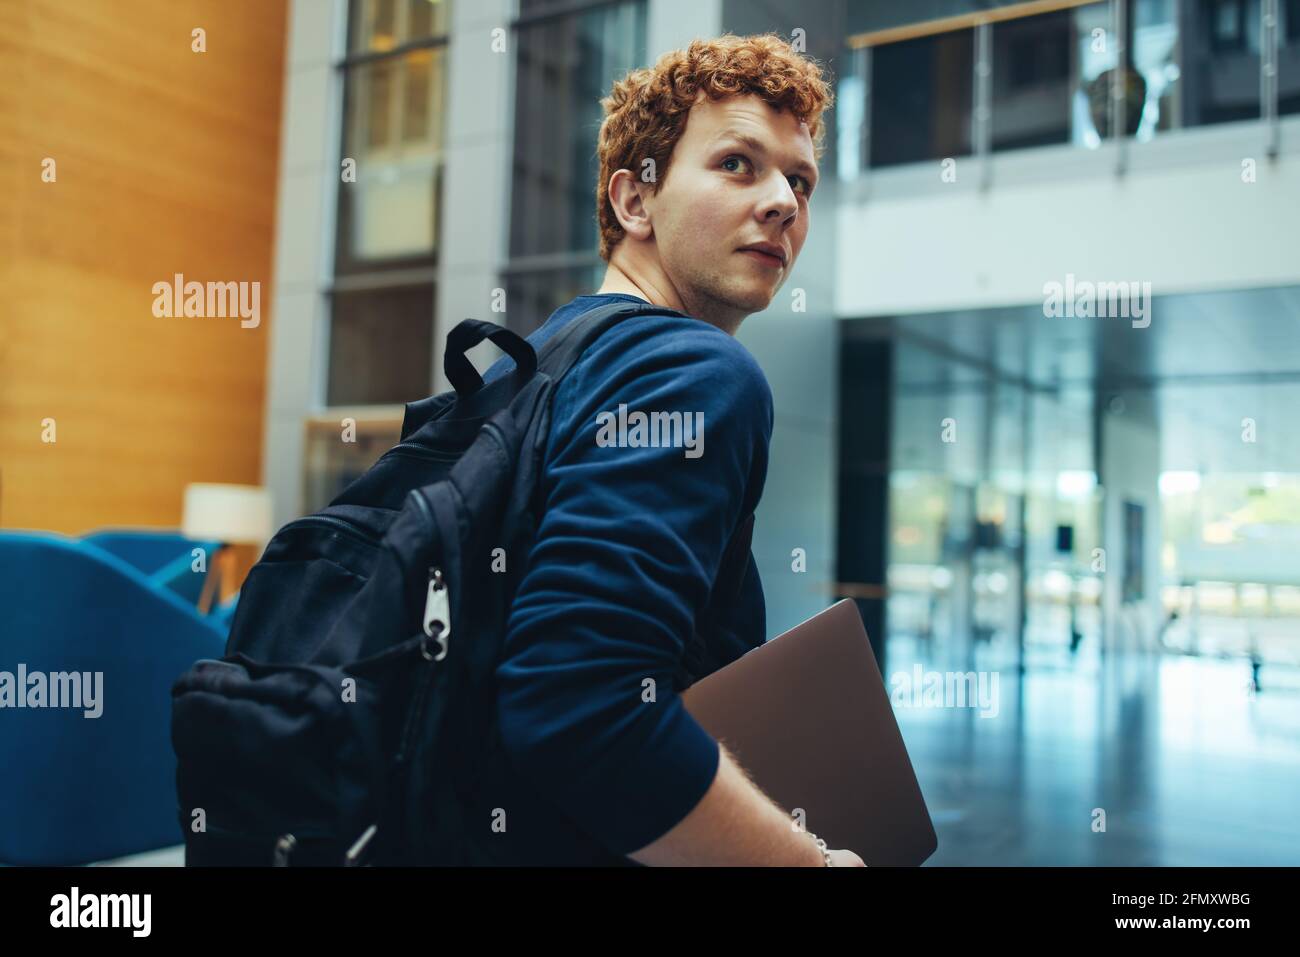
[182,483,272,614]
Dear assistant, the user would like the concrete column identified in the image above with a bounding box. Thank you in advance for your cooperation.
[432,0,517,395]
[1098,392,1164,655]
[261,0,345,529]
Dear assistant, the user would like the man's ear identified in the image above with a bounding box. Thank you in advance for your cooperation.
[607,168,654,243]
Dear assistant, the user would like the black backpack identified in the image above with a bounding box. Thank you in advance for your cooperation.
[170,300,757,866]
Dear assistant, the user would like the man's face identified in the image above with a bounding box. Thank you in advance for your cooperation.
[642,92,818,328]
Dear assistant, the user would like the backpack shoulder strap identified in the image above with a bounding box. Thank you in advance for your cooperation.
[536,299,686,383]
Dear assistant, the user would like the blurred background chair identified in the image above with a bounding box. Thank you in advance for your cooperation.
[0,530,229,865]
[80,529,221,607]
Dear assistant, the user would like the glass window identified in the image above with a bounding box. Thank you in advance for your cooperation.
[349,0,448,53]
[1074,2,1124,144]
[508,0,646,260]
[1129,0,1182,139]
[1184,0,1261,125]
[836,65,865,181]
[303,414,403,513]
[991,8,1075,152]
[502,0,645,333]
[499,263,606,337]
[336,45,447,270]
[869,29,974,168]
[325,0,450,410]
[1209,0,1250,51]
[327,284,435,406]
[1282,0,1300,114]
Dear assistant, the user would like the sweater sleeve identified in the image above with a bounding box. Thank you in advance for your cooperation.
[493,316,773,856]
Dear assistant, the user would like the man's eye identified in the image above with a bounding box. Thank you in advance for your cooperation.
[723,155,812,195]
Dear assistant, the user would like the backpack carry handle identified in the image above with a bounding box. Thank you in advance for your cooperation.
[444,320,538,398]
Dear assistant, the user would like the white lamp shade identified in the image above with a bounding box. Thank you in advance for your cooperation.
[182,483,273,545]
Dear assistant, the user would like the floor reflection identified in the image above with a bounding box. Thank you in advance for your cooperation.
[888,644,1300,865]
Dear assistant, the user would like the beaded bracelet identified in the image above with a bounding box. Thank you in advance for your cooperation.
[805,831,833,866]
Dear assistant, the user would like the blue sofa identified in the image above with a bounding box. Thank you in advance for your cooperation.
[0,530,236,864]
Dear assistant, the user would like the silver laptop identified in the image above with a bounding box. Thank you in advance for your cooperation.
[681,599,937,866]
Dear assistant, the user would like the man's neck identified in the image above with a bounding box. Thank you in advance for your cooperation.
[595,260,675,310]
[595,259,742,336]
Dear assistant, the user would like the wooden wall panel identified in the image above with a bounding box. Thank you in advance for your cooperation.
[0,0,288,533]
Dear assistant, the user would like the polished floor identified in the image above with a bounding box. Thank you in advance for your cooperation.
[92,646,1300,867]
[890,643,1300,866]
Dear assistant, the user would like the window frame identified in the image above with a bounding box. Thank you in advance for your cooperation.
[499,0,647,333]
[320,0,453,413]
[332,4,450,280]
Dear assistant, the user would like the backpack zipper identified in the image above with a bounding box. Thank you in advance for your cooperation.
[394,564,451,766]
[387,442,462,463]
[391,410,507,464]
[279,514,380,550]
[390,423,500,810]
[266,826,378,866]
[421,566,451,661]
[482,421,508,456]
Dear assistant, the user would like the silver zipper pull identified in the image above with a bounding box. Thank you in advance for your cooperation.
[422,566,451,661]
[345,823,379,866]
[272,833,296,866]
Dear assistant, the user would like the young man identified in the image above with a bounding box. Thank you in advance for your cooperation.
[476,34,862,866]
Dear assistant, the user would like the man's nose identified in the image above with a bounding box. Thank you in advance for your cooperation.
[758,173,799,224]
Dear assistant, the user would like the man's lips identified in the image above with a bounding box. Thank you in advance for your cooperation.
[739,248,784,268]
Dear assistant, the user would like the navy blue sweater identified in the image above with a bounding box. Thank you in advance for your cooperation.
[464,293,774,865]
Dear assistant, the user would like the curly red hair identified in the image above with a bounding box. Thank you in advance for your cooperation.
[595,33,834,262]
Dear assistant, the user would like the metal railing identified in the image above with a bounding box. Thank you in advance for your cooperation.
[844,0,1288,180]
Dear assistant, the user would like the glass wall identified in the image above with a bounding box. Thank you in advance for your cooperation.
[881,331,1100,673]
[1160,470,1300,666]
